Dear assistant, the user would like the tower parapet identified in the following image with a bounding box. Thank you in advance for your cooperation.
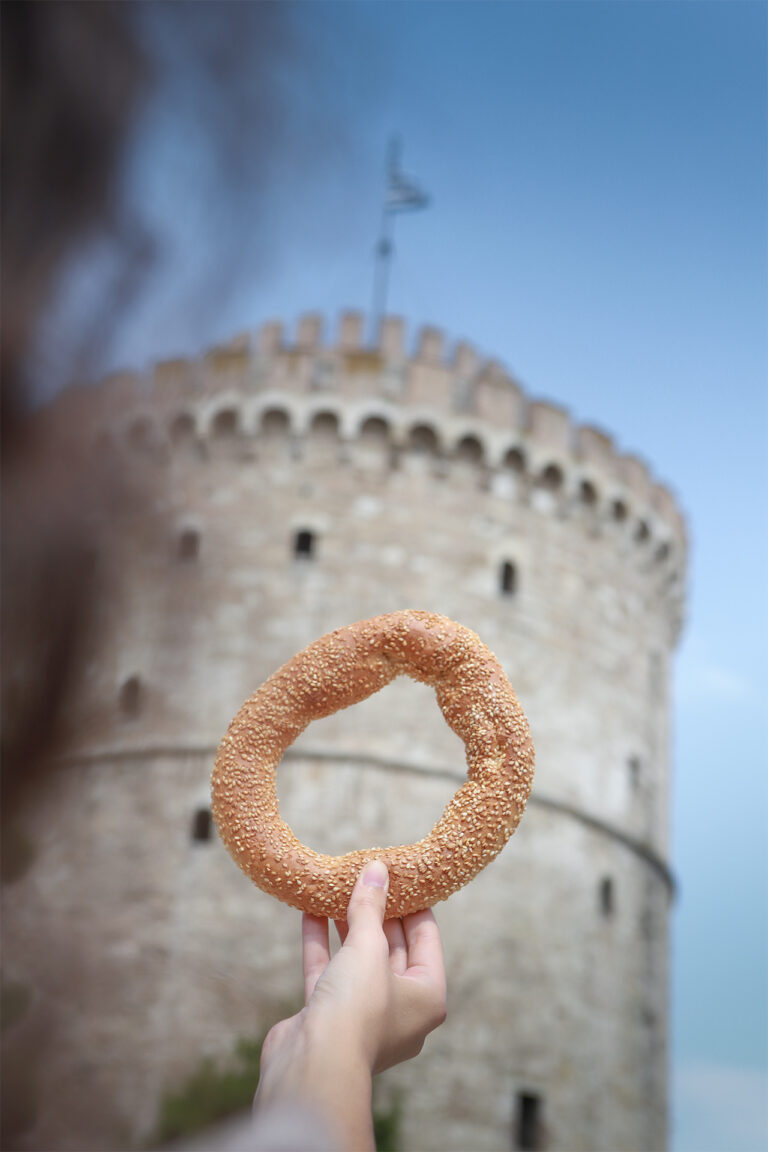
[57,312,685,639]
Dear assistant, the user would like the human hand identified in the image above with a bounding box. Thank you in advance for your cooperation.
[255,861,447,1150]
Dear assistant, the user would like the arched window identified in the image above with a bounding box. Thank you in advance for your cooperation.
[408,424,439,453]
[504,447,526,474]
[360,416,390,439]
[515,1092,542,1151]
[261,408,291,436]
[455,435,484,464]
[500,560,517,597]
[119,675,142,719]
[611,499,628,523]
[170,412,195,444]
[294,529,315,559]
[635,520,650,543]
[579,479,597,506]
[212,408,238,437]
[628,756,641,790]
[128,417,153,451]
[178,527,200,562]
[599,876,615,918]
[539,463,563,492]
[191,807,213,843]
[310,411,340,436]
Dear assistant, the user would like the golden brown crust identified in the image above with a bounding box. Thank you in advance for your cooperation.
[211,611,535,918]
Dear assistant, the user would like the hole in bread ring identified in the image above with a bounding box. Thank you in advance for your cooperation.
[211,610,535,919]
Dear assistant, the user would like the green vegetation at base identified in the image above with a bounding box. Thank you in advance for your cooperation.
[151,1037,262,1145]
[373,1089,403,1152]
[151,1029,403,1152]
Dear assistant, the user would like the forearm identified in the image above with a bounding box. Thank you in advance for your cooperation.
[256,1021,375,1152]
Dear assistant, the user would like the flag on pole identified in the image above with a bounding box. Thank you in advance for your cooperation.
[386,146,429,213]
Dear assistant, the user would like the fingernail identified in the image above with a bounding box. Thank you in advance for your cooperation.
[363,860,388,888]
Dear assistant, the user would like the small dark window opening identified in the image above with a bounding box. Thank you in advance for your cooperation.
[655,541,670,563]
[635,520,650,543]
[294,529,314,559]
[178,528,200,561]
[120,675,142,719]
[612,499,628,523]
[500,560,517,596]
[192,807,212,842]
[600,876,614,918]
[515,1092,542,1151]
[579,479,597,505]
[628,756,641,790]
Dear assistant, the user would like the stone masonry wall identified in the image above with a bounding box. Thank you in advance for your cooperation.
[2,314,685,1152]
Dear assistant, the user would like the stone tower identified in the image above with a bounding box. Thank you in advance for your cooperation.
[3,312,685,1152]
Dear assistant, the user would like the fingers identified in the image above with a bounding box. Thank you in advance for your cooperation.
[383,917,407,975]
[302,913,330,1003]
[334,919,348,946]
[345,859,389,941]
[402,909,446,989]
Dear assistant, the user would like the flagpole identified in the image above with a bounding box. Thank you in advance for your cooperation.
[371,138,399,342]
[370,137,428,344]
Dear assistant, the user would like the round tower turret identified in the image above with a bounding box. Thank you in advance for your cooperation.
[3,312,685,1152]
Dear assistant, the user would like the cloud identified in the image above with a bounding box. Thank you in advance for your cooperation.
[674,1062,768,1152]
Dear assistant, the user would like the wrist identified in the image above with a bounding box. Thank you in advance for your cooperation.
[257,1015,374,1151]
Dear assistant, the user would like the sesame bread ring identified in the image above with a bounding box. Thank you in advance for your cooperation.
[211,610,535,919]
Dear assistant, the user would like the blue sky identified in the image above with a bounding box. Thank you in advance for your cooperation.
[61,2,767,1147]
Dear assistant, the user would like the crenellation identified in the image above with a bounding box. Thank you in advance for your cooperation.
[577,425,616,472]
[257,319,283,359]
[416,325,445,363]
[620,455,653,505]
[473,363,524,429]
[296,313,324,350]
[407,357,453,410]
[338,310,364,350]
[528,400,572,459]
[377,315,406,361]
[82,314,685,550]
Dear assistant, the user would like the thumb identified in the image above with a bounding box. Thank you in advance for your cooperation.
[346,859,389,938]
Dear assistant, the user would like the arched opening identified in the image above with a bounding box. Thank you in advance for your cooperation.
[212,408,238,438]
[191,807,213,843]
[500,560,517,597]
[514,1092,543,1151]
[178,527,200,562]
[628,756,641,791]
[655,541,670,563]
[261,408,291,436]
[538,463,563,492]
[579,479,597,506]
[310,411,340,436]
[127,416,153,452]
[294,529,315,559]
[408,424,439,454]
[170,412,196,445]
[635,520,650,544]
[119,675,142,719]
[611,499,628,523]
[504,447,526,474]
[599,876,615,918]
[455,434,484,464]
[360,416,391,439]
